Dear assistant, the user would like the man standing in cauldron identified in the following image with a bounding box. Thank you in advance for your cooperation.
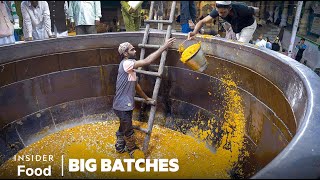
[113,37,175,157]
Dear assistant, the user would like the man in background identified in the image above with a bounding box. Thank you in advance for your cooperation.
[21,1,54,41]
[47,1,68,37]
[180,1,196,33]
[271,36,282,52]
[295,38,307,63]
[255,34,266,48]
[68,1,101,35]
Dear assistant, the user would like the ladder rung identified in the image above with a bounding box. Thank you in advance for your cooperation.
[144,20,172,24]
[138,44,161,49]
[133,125,149,134]
[134,69,160,77]
[134,97,156,105]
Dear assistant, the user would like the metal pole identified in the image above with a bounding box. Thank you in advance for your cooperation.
[288,1,303,58]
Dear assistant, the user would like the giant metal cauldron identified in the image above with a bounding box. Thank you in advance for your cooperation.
[0,32,320,178]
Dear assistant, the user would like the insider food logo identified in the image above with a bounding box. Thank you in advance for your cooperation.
[13,155,179,177]
[14,155,53,176]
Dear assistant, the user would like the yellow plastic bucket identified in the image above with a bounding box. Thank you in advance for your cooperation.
[179,42,208,72]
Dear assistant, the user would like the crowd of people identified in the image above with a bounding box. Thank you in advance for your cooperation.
[1,1,102,44]
[0,1,145,45]
[255,34,282,51]
[0,1,308,61]
[254,34,307,63]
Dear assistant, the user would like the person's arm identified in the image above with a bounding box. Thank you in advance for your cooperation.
[21,2,33,40]
[94,1,101,25]
[133,37,175,69]
[42,1,53,37]
[135,83,151,100]
[187,15,213,40]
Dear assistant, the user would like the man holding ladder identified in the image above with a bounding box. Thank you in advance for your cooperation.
[113,37,176,157]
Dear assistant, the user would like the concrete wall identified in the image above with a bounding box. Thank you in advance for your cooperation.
[281,29,320,70]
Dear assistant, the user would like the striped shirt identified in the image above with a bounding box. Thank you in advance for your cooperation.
[21,1,52,39]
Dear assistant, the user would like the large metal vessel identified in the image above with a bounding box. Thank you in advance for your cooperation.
[0,32,319,178]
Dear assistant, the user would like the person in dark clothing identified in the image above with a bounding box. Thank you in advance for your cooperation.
[188,1,259,43]
[176,14,180,23]
[271,36,282,52]
[47,1,68,37]
[295,38,307,62]
[180,1,196,33]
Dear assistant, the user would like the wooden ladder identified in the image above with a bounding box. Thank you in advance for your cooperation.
[133,1,176,153]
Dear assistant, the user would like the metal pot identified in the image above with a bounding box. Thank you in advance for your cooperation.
[184,44,208,72]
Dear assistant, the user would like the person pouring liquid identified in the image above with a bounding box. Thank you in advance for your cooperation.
[187,1,259,43]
